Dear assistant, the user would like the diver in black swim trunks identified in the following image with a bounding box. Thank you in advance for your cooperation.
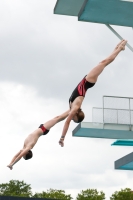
[7,110,69,170]
[59,40,127,147]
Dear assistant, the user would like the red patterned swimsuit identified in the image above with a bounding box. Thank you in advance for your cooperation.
[39,124,49,135]
[69,76,95,104]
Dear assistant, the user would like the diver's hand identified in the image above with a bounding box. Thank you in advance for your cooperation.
[7,165,13,170]
[59,138,64,147]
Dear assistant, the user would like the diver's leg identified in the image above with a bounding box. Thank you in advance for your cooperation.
[86,40,127,83]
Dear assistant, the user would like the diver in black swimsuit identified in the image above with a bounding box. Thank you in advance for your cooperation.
[69,76,95,105]
[59,40,127,147]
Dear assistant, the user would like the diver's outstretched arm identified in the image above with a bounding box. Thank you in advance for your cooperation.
[59,108,78,147]
[7,148,29,170]
[43,110,70,130]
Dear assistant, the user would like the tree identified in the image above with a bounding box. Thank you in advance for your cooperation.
[0,180,32,197]
[76,189,105,200]
[32,188,73,200]
[110,188,133,200]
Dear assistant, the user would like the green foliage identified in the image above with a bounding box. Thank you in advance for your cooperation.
[0,180,32,197]
[110,188,133,200]
[2,179,133,200]
[32,188,73,200]
[76,189,105,200]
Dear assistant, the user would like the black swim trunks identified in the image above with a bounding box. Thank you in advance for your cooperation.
[39,124,49,135]
[69,76,95,104]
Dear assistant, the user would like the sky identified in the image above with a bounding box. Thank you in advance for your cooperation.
[0,0,133,199]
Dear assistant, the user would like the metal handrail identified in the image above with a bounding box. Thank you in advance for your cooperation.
[93,107,133,111]
[92,107,133,126]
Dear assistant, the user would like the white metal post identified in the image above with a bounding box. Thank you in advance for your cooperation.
[106,24,133,52]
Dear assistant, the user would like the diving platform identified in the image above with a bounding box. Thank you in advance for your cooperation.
[72,122,133,139]
[73,96,133,139]
[115,152,133,170]
[54,0,133,27]
[54,0,133,52]
[111,140,133,146]
[72,95,133,170]
[54,0,86,16]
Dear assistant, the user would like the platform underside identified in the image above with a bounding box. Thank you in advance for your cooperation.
[54,0,133,27]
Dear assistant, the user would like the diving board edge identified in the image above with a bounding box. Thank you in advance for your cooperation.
[72,122,133,139]
[54,0,87,16]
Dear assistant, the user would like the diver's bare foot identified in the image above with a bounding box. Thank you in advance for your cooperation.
[115,40,124,50]
[7,165,13,170]
[118,40,127,51]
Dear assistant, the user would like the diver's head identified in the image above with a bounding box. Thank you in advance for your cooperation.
[23,150,33,160]
[73,109,85,123]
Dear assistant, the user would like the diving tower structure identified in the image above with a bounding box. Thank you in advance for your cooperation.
[72,95,133,170]
[54,0,133,52]
[73,95,133,139]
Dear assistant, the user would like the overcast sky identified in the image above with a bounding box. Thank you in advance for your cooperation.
[0,0,133,199]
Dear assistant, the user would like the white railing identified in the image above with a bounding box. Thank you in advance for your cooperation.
[92,107,133,125]
[92,96,133,127]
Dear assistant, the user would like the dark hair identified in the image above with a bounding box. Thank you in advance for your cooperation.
[76,109,85,123]
[24,150,33,160]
